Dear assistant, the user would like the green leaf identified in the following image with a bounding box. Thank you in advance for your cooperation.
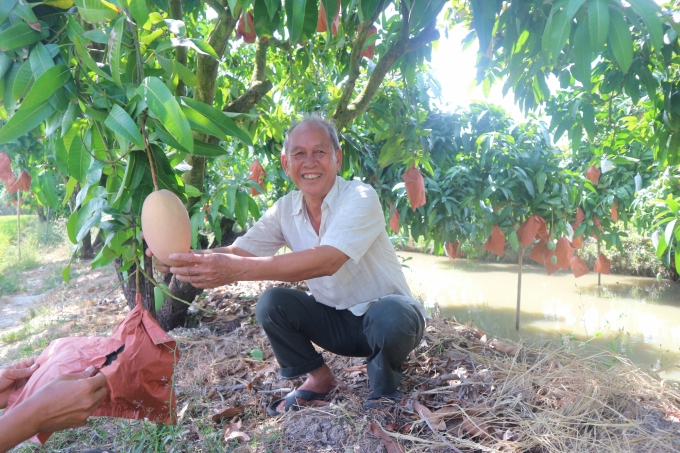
[627,0,663,51]
[0,0,17,25]
[572,21,592,89]
[105,104,145,150]
[250,348,263,360]
[38,170,60,211]
[0,22,41,51]
[536,172,547,193]
[582,102,596,136]
[13,0,40,24]
[138,77,193,153]
[664,219,677,246]
[156,38,218,59]
[609,8,633,73]
[61,102,79,136]
[286,0,307,43]
[185,184,202,197]
[544,9,571,64]
[0,98,55,144]
[254,0,280,38]
[587,0,609,53]
[154,286,164,312]
[523,179,535,196]
[360,0,381,22]
[12,61,34,102]
[73,0,121,23]
[68,136,92,183]
[566,0,586,19]
[508,231,519,251]
[29,43,55,80]
[676,248,680,274]
[171,61,198,87]
[193,139,227,157]
[62,262,72,283]
[128,0,149,25]
[181,97,252,145]
[74,35,114,81]
[108,15,125,87]
[264,0,280,20]
[22,64,71,109]
[321,0,338,36]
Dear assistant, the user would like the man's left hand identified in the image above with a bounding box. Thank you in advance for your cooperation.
[169,252,245,289]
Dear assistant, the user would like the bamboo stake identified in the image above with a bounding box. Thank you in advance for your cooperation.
[16,191,21,261]
[597,241,601,286]
[516,244,524,331]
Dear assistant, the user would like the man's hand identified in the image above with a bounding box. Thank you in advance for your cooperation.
[0,357,38,409]
[169,252,244,289]
[21,367,108,433]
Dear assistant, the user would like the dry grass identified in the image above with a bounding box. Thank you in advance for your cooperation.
[3,276,680,452]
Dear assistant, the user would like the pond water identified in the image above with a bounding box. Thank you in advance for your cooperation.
[398,251,680,381]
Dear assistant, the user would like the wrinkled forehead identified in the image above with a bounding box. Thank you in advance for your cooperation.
[288,122,335,149]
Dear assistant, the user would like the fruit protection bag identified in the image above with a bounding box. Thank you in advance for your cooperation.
[5,294,179,444]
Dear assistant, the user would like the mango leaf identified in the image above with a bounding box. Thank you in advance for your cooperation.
[235,190,249,228]
[254,0,281,38]
[286,0,307,43]
[609,8,633,73]
[38,170,60,211]
[13,0,40,25]
[0,99,55,144]
[73,0,121,23]
[61,102,79,136]
[543,9,570,64]
[0,0,17,25]
[75,198,107,242]
[193,140,227,157]
[582,102,596,136]
[321,0,338,35]
[360,0,381,22]
[0,22,41,51]
[181,97,252,145]
[12,62,34,102]
[154,286,164,312]
[627,0,663,51]
[68,135,92,183]
[156,38,218,59]
[664,219,677,246]
[571,21,592,89]
[74,35,114,81]
[565,0,586,19]
[105,104,145,150]
[29,43,55,79]
[138,77,193,153]
[108,15,125,87]
[587,0,609,53]
[128,0,149,25]
[22,64,71,109]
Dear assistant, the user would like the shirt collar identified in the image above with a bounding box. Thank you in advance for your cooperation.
[290,176,342,216]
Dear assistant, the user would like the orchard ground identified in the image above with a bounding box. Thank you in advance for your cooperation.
[0,217,679,453]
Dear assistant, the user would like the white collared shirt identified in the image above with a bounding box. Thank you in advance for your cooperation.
[233,176,427,318]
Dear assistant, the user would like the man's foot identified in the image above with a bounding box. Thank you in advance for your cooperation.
[270,364,338,415]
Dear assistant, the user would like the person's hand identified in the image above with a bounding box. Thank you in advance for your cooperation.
[20,366,108,434]
[0,357,38,409]
[169,252,245,288]
[145,245,211,274]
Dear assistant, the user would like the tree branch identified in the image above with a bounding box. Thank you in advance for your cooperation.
[224,38,273,113]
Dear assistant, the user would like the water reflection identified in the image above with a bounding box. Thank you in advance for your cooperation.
[399,251,680,381]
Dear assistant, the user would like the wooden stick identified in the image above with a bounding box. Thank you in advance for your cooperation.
[516,244,524,330]
[597,241,601,286]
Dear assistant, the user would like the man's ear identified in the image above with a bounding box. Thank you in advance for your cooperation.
[280,154,290,176]
[335,148,343,172]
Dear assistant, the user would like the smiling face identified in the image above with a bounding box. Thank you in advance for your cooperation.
[281,121,343,205]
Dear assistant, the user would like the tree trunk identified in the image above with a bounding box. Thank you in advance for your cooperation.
[115,242,156,317]
[80,231,94,260]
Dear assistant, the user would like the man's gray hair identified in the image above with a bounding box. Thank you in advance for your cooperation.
[282,113,341,158]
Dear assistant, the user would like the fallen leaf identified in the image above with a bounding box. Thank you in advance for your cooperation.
[488,339,519,355]
[177,402,189,421]
[431,406,461,420]
[224,430,250,442]
[385,423,398,431]
[414,402,446,430]
[461,417,493,439]
[342,364,367,373]
[369,422,405,453]
[212,406,245,423]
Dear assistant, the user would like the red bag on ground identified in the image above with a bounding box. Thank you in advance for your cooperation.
[317,0,339,35]
[248,160,266,196]
[570,256,590,278]
[586,166,600,184]
[594,253,611,274]
[574,207,585,229]
[542,245,559,275]
[236,12,256,43]
[528,240,547,264]
[402,166,426,211]
[611,198,619,222]
[517,215,548,247]
[0,151,12,184]
[5,295,178,444]
[388,202,399,233]
[555,237,575,270]
[484,224,505,257]
[445,240,463,259]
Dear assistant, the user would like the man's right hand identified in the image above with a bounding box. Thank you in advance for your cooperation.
[21,366,108,433]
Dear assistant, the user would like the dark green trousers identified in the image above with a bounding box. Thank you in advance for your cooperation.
[255,287,424,399]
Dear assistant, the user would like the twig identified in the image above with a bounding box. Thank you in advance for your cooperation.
[214,384,292,395]
[416,406,464,453]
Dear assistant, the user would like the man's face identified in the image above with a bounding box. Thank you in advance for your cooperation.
[281,122,343,203]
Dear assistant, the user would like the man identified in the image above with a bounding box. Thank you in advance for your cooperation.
[158,115,426,414]
[0,358,108,452]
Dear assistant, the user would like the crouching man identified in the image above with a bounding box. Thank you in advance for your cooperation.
[157,114,427,414]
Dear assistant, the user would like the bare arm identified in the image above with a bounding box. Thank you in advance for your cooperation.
[167,245,349,289]
[147,245,256,273]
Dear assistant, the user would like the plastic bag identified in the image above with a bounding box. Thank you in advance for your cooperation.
[236,12,256,43]
[586,166,601,184]
[484,224,505,257]
[317,0,339,35]
[634,173,643,193]
[611,198,619,222]
[570,256,590,278]
[601,157,615,173]
[389,203,399,233]
[517,215,548,247]
[6,294,178,444]
[555,237,575,270]
[593,215,602,232]
[10,171,31,193]
[402,166,426,211]
[248,160,266,196]
[571,232,583,249]
[594,253,611,274]
[542,245,559,275]
[0,151,12,184]
[445,240,463,260]
[574,207,585,229]
[358,24,377,60]
[528,240,547,264]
